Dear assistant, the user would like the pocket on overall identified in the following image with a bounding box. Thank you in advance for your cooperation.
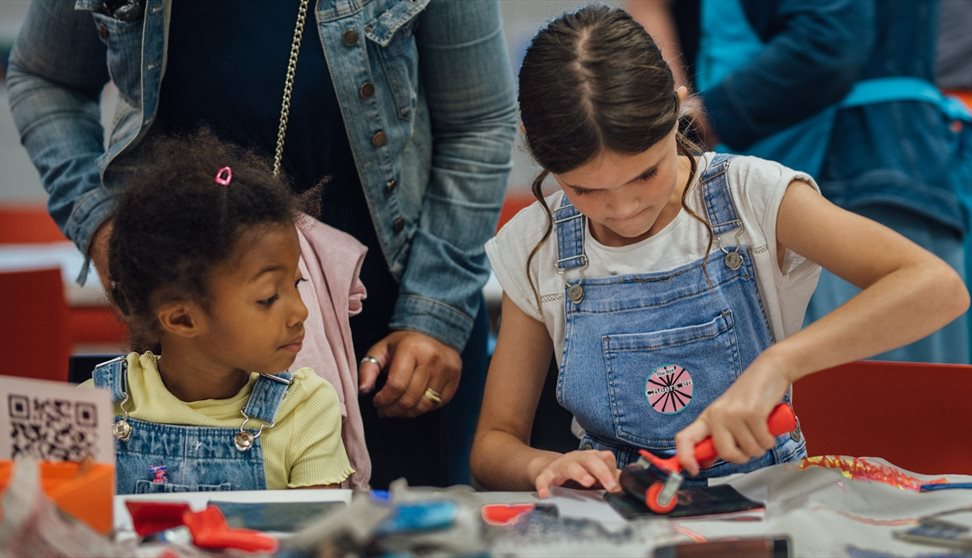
[600,310,741,450]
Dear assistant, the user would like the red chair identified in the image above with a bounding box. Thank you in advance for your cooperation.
[793,360,972,475]
[0,267,71,382]
[0,205,67,243]
[0,204,127,353]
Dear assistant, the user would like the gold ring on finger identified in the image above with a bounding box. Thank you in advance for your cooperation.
[423,387,443,405]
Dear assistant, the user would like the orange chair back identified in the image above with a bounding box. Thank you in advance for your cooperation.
[0,206,67,243]
[793,360,972,475]
[0,268,70,382]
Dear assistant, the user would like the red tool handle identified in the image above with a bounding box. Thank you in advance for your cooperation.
[692,402,796,465]
[640,403,797,473]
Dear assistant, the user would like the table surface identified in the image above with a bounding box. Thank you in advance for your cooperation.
[111,459,972,557]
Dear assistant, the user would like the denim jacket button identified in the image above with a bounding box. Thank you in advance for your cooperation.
[371,130,388,147]
[359,82,375,99]
[98,23,109,40]
[386,178,397,191]
[392,217,405,233]
[342,29,358,45]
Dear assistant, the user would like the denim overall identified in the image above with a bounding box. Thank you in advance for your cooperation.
[93,357,292,495]
[555,154,806,482]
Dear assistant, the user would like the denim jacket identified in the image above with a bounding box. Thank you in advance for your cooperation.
[7,0,517,351]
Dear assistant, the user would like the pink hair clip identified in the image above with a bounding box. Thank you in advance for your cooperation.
[214,166,233,186]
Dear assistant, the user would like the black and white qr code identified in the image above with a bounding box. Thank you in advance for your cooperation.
[7,394,101,461]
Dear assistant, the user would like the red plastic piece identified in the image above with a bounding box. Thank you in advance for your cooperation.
[182,506,278,553]
[646,483,677,513]
[124,501,192,537]
[481,503,537,525]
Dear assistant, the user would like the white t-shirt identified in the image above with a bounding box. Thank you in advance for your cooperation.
[486,154,822,365]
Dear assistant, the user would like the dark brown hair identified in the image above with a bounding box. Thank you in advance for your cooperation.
[107,129,298,352]
[518,5,710,308]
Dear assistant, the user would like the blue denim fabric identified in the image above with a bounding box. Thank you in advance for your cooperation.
[92,357,291,495]
[7,0,517,351]
[555,154,804,481]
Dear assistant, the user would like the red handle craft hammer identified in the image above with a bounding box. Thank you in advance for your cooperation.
[620,403,797,513]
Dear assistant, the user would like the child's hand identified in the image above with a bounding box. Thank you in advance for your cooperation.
[534,450,620,498]
[674,355,793,476]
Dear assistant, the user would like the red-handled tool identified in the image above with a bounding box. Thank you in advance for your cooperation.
[182,506,278,553]
[620,403,797,514]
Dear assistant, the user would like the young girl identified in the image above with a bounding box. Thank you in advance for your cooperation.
[85,131,354,494]
[470,6,969,497]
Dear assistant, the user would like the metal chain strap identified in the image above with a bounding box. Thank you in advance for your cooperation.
[273,0,310,178]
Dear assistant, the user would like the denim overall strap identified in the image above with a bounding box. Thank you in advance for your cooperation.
[115,419,270,495]
[700,153,742,235]
[92,356,129,403]
[554,197,588,271]
[111,373,290,495]
[241,373,293,424]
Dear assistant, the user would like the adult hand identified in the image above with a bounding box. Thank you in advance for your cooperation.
[673,353,793,476]
[89,219,114,291]
[533,450,620,499]
[358,330,462,418]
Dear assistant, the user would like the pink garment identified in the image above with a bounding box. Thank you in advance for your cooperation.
[292,216,371,488]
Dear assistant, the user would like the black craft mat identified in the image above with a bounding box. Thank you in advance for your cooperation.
[605,484,764,519]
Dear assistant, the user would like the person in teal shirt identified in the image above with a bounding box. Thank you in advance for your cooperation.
[636,0,969,363]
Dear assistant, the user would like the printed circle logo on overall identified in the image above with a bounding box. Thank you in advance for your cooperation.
[645,364,693,414]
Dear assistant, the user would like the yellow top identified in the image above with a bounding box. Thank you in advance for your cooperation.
[82,352,353,488]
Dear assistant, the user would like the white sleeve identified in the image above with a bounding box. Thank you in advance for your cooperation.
[485,204,549,321]
[732,156,820,274]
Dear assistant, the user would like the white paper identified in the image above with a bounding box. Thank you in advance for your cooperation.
[0,375,114,464]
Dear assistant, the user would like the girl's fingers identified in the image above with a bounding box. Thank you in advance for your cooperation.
[675,421,709,476]
[583,451,620,491]
[535,451,621,497]
[710,423,748,464]
[729,419,765,459]
[535,470,554,498]
[747,412,778,450]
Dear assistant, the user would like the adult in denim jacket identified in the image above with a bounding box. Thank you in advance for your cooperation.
[7,0,517,486]
[693,0,968,363]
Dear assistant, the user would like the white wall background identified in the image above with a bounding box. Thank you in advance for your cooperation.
[0,0,622,205]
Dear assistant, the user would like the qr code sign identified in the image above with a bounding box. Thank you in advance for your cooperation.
[0,375,114,464]
[8,394,100,461]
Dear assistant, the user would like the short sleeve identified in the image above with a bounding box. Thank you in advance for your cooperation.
[731,155,820,275]
[485,202,552,321]
[286,371,354,487]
